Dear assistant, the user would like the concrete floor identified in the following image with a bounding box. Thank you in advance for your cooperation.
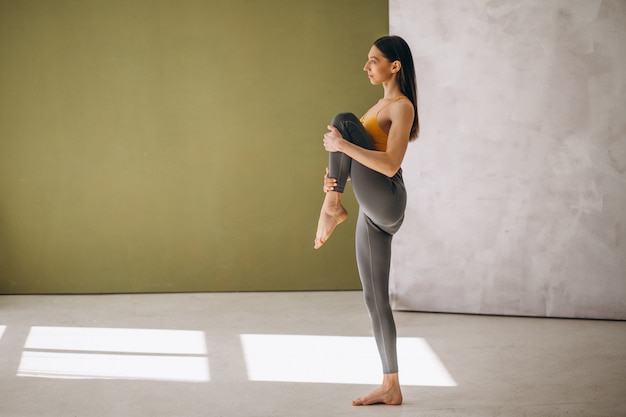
[0,291,624,417]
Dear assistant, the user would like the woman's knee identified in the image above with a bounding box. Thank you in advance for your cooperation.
[331,112,374,149]
[362,287,391,314]
[331,112,359,127]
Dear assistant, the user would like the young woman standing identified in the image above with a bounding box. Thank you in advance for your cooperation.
[314,35,419,406]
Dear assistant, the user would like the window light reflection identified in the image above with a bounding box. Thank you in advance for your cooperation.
[18,351,209,381]
[24,326,207,354]
[18,326,209,382]
[240,334,456,387]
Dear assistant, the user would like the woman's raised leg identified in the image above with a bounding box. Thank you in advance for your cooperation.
[314,113,375,249]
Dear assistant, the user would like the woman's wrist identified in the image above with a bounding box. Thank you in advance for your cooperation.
[338,138,349,154]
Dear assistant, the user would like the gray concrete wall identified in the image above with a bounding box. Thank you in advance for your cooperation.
[389,0,626,319]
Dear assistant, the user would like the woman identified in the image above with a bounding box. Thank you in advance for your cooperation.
[314,35,419,406]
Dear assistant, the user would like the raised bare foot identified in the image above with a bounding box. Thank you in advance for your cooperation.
[352,373,403,406]
[314,191,348,249]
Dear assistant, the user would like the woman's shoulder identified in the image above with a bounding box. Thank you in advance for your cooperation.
[397,95,413,106]
[388,96,414,118]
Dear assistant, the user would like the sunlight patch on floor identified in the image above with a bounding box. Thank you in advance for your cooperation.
[18,351,209,381]
[23,326,207,354]
[0,325,6,341]
[18,326,209,382]
[240,334,457,386]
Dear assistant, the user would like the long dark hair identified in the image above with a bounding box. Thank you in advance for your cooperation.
[373,35,419,140]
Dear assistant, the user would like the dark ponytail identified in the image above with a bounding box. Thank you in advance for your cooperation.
[373,35,419,140]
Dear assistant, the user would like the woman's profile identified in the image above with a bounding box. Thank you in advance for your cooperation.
[314,35,419,406]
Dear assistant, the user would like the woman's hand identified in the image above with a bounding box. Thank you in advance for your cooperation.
[323,125,345,153]
[323,167,338,193]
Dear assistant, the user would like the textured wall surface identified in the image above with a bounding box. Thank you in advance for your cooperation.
[389,0,626,319]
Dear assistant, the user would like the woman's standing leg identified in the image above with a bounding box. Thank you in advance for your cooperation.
[355,211,397,373]
[350,162,406,406]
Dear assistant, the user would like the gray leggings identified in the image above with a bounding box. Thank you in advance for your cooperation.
[328,112,407,374]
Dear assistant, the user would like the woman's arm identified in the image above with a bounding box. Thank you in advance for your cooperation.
[323,100,414,177]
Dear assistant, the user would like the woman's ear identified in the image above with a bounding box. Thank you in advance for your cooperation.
[391,60,402,74]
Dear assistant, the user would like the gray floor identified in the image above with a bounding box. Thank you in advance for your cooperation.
[0,291,625,417]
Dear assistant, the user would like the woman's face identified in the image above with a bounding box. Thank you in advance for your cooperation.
[363,45,395,85]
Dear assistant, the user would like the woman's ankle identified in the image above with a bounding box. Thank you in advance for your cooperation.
[323,190,343,207]
[382,373,400,387]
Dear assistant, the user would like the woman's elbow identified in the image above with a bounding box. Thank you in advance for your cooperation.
[383,164,401,177]
[382,150,405,177]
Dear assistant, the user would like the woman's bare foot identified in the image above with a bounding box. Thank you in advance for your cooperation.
[352,373,403,406]
[314,191,348,249]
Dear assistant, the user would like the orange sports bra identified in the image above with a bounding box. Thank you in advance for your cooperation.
[360,96,407,151]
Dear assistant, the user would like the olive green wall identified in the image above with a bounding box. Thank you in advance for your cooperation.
[0,0,388,293]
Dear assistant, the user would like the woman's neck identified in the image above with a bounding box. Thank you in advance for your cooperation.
[382,79,402,100]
